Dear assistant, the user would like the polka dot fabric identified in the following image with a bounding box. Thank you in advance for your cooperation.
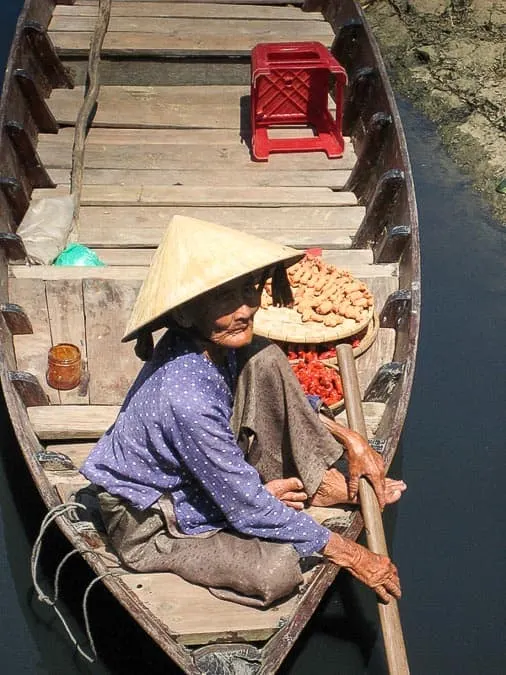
[81,331,329,556]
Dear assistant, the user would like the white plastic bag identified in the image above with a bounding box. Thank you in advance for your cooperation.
[17,195,75,264]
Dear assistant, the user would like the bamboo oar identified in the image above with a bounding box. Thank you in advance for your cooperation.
[336,343,410,675]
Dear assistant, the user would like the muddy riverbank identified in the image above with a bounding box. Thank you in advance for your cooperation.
[362,0,506,223]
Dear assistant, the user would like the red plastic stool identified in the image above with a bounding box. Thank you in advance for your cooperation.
[250,41,347,161]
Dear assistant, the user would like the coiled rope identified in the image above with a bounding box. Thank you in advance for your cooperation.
[31,501,120,663]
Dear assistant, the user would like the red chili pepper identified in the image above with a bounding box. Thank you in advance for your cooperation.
[290,359,344,407]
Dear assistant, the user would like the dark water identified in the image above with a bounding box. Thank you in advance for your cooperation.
[1,2,505,673]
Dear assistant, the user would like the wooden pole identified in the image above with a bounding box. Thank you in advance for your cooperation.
[336,343,410,675]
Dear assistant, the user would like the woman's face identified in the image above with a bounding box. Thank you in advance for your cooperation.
[187,274,262,350]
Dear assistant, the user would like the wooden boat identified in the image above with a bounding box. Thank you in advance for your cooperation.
[0,0,420,672]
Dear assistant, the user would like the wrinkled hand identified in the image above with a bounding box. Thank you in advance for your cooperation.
[323,532,401,603]
[320,415,387,509]
[345,431,387,509]
[264,477,307,511]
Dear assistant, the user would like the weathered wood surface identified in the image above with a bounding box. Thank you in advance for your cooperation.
[45,279,89,404]
[53,1,321,21]
[33,184,358,207]
[83,279,143,405]
[45,441,95,469]
[94,248,386,268]
[9,279,59,404]
[355,277,397,395]
[71,0,305,3]
[45,167,353,189]
[29,401,387,440]
[38,137,352,172]
[50,16,328,35]
[9,256,399,280]
[45,86,336,129]
[49,15,333,54]
[71,206,363,249]
[9,273,395,406]
[119,570,309,646]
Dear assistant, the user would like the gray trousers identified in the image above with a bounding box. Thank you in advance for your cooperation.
[98,338,343,607]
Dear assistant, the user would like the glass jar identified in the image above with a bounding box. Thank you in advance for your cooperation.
[46,343,82,390]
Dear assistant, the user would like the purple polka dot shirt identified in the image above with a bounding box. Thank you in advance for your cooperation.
[81,331,330,557]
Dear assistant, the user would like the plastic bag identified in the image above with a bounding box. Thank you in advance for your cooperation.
[54,243,105,267]
[17,195,75,264]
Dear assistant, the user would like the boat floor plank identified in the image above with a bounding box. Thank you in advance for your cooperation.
[45,86,338,132]
[53,2,322,21]
[49,16,329,35]
[29,402,387,440]
[40,128,342,147]
[10,274,395,410]
[45,442,96,469]
[46,168,353,189]
[119,570,311,646]
[75,206,362,249]
[33,185,358,208]
[40,144,353,173]
[49,17,333,55]
[79,0,305,4]
[90,248,381,268]
[93,249,398,277]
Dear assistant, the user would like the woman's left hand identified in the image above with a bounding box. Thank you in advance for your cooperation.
[264,477,307,511]
[319,415,387,509]
[344,431,386,509]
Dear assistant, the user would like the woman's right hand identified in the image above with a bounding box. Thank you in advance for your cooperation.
[322,532,401,603]
[264,477,308,510]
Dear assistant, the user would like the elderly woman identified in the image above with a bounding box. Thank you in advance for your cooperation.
[82,216,405,607]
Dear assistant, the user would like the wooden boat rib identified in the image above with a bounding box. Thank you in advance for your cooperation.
[0,0,420,672]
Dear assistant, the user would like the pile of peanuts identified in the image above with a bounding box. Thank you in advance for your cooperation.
[261,254,374,327]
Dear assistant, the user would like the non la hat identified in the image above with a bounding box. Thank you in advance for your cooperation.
[122,215,303,343]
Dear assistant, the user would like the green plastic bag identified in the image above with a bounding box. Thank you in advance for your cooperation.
[53,244,106,267]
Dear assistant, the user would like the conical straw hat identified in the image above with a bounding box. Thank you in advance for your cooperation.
[122,215,303,342]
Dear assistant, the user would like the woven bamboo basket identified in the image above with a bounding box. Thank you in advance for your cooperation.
[254,304,374,344]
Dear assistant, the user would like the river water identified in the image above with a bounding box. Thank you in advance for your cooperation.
[1,2,505,673]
